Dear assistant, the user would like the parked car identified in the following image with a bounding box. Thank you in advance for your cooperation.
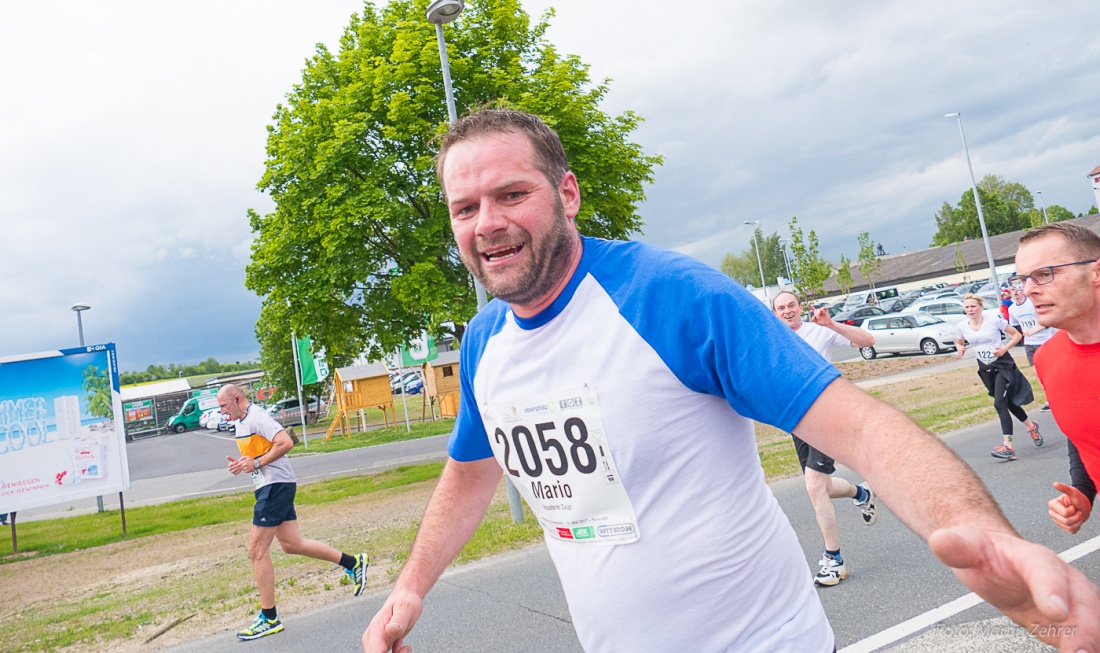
[900,296,998,324]
[265,397,323,425]
[199,408,222,430]
[953,280,987,296]
[858,313,957,359]
[390,371,424,395]
[833,305,887,327]
[881,297,917,313]
[841,286,900,310]
[974,279,1012,301]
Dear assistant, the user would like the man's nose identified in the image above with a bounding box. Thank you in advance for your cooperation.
[475,202,508,237]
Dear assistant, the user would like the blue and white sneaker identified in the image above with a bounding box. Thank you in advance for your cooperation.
[814,554,847,587]
[853,482,877,525]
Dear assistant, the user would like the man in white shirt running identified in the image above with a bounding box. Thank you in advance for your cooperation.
[773,291,878,586]
[1007,284,1055,411]
[362,109,1100,653]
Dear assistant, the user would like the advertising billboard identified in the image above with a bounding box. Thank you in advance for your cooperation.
[0,344,131,512]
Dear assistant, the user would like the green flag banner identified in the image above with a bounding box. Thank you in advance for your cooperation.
[296,336,330,385]
[401,333,438,367]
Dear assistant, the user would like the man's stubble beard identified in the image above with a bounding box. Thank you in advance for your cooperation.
[462,197,577,308]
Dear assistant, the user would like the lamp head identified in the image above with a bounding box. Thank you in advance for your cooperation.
[944,112,959,118]
[71,302,91,312]
[426,0,464,24]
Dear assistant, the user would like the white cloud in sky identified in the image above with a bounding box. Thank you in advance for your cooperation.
[1,0,1097,370]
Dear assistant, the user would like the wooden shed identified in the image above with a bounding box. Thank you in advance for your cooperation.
[323,362,394,441]
[422,350,461,418]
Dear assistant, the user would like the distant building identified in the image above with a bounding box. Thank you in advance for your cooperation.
[818,213,1100,296]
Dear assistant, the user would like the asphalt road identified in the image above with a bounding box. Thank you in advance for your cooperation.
[19,356,1097,652]
[143,409,1100,653]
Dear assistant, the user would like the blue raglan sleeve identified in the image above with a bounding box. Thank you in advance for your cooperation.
[589,239,839,432]
[447,301,510,462]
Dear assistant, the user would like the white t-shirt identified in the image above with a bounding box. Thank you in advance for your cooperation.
[450,238,836,653]
[234,403,296,488]
[792,321,852,362]
[956,311,1008,365]
[1007,298,1055,346]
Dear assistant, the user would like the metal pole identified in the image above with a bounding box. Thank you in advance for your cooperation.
[435,24,458,124]
[743,224,770,303]
[779,239,793,288]
[947,113,1000,289]
[435,22,489,310]
[433,11,519,521]
[74,307,106,514]
[1036,190,1049,224]
[290,330,309,448]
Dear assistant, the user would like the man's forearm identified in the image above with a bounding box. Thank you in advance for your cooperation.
[394,457,503,598]
[794,378,1015,539]
[829,321,874,348]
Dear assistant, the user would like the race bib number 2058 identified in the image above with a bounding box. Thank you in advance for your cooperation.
[482,384,639,545]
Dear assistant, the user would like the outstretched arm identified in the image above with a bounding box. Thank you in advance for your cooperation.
[810,306,874,348]
[362,457,503,653]
[795,378,1100,652]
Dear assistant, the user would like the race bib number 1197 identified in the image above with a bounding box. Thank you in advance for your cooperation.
[482,384,639,545]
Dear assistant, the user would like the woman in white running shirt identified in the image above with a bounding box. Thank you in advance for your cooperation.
[954,293,1041,461]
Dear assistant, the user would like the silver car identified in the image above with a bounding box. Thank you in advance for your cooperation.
[858,313,957,360]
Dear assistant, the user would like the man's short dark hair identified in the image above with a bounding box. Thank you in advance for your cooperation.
[434,109,570,195]
[1019,222,1100,261]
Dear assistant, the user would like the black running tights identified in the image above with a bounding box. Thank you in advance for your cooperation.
[991,371,1028,435]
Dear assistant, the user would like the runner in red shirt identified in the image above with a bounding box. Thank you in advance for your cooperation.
[1014,222,1100,534]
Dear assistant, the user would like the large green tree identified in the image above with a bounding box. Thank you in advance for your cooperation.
[720,227,786,290]
[246,0,661,394]
[932,175,1035,245]
[787,217,832,300]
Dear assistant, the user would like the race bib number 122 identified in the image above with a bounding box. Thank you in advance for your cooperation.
[482,384,639,545]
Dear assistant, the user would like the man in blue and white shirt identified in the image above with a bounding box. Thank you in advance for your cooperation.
[362,110,1100,653]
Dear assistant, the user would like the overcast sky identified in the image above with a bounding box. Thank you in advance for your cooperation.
[2,0,1097,371]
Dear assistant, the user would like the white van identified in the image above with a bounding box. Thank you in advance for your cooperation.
[842,286,900,310]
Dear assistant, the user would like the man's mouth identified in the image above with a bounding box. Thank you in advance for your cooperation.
[482,244,523,263]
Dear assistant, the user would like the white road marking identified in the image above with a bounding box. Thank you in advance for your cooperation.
[838,533,1100,653]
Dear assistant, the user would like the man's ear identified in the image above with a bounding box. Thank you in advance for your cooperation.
[558,171,581,219]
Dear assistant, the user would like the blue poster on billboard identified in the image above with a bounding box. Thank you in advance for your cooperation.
[0,344,131,512]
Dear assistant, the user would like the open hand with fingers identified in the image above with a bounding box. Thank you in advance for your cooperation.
[930,525,1100,652]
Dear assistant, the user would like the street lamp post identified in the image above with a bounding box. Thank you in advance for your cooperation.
[71,302,104,513]
[744,221,769,303]
[426,0,522,522]
[1036,190,1050,225]
[427,0,488,312]
[945,112,1000,289]
[72,302,90,348]
[778,238,794,289]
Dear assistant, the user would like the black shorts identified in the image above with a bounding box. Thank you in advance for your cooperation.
[791,434,836,475]
[253,482,297,527]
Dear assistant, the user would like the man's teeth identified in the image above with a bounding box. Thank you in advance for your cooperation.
[485,246,521,261]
